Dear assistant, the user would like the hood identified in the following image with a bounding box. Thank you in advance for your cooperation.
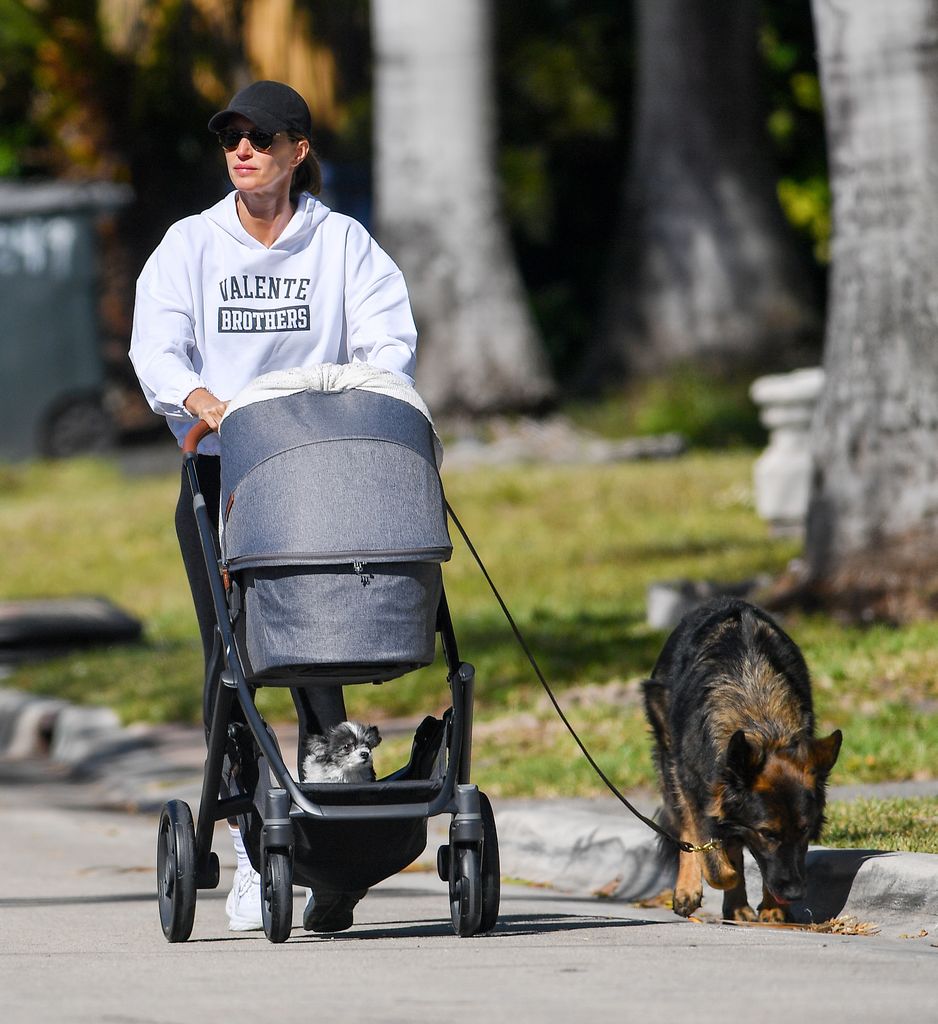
[202,191,331,252]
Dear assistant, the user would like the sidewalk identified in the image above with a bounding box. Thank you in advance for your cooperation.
[2,685,938,936]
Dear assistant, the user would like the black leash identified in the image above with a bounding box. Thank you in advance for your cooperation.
[445,500,720,856]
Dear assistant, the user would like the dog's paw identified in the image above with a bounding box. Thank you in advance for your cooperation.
[758,904,791,924]
[673,887,703,917]
[727,903,757,922]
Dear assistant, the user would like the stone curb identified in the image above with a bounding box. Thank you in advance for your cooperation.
[0,687,124,764]
[493,798,938,933]
[3,686,938,934]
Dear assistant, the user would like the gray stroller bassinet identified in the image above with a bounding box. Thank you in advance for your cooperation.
[220,379,450,682]
[156,367,500,943]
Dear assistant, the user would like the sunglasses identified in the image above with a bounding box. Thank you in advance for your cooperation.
[216,128,286,152]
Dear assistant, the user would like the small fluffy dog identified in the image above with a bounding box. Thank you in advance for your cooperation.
[642,598,842,923]
[300,721,382,783]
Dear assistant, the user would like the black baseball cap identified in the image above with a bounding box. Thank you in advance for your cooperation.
[208,81,312,140]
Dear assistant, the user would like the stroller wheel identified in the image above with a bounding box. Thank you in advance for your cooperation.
[478,793,501,934]
[436,844,450,882]
[261,849,293,943]
[157,800,197,942]
[448,845,482,937]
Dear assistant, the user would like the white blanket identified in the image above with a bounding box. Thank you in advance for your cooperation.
[221,363,443,467]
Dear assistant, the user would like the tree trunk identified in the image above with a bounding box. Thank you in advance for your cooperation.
[243,0,343,131]
[371,0,555,414]
[799,0,938,621]
[595,0,819,382]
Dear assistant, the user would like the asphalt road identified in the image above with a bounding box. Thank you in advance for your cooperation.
[2,771,935,1024]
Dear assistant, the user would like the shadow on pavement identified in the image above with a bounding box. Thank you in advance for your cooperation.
[0,892,156,908]
[293,913,658,942]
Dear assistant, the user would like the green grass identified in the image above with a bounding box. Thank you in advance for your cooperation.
[824,798,938,855]
[0,451,791,727]
[3,447,938,851]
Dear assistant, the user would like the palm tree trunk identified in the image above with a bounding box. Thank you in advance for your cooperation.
[595,0,818,382]
[371,0,554,414]
[798,0,938,614]
[800,0,938,620]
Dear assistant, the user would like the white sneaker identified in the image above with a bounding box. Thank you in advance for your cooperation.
[226,867,263,931]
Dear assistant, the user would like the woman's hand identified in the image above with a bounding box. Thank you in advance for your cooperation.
[184,387,229,431]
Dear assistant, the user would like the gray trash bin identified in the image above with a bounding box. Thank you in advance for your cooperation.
[0,180,132,460]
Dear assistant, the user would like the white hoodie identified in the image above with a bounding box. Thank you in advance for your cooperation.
[129,191,418,454]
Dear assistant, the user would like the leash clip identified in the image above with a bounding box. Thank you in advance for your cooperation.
[681,838,723,853]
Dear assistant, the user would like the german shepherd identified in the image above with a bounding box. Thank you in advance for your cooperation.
[642,598,842,922]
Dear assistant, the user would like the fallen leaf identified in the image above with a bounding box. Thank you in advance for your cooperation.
[592,877,623,899]
[633,889,674,909]
[808,916,880,936]
[725,915,880,935]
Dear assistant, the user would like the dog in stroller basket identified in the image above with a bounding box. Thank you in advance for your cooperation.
[155,365,501,944]
[301,722,382,783]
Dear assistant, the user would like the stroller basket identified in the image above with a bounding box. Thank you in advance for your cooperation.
[220,386,451,682]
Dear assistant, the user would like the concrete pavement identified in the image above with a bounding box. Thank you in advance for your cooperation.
[6,790,937,1024]
[2,685,938,937]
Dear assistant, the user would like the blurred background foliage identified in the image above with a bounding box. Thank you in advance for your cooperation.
[566,366,770,449]
[0,0,827,442]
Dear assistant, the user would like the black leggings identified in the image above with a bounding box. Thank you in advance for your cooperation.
[175,455,223,671]
[175,455,346,763]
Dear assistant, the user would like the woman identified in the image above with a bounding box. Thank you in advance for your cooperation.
[129,81,418,933]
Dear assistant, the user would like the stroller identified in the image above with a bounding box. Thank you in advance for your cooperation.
[156,367,500,942]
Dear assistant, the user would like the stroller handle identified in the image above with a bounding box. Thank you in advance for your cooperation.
[183,420,215,454]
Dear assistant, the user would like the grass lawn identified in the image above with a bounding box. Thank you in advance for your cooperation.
[2,445,938,851]
[823,797,938,855]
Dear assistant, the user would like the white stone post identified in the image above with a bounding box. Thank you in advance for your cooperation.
[749,367,825,536]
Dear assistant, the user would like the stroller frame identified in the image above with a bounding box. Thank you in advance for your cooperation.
[156,420,500,943]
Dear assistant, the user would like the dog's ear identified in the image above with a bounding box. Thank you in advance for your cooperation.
[308,735,328,759]
[724,730,765,785]
[642,680,671,750]
[365,725,381,748]
[810,729,842,776]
